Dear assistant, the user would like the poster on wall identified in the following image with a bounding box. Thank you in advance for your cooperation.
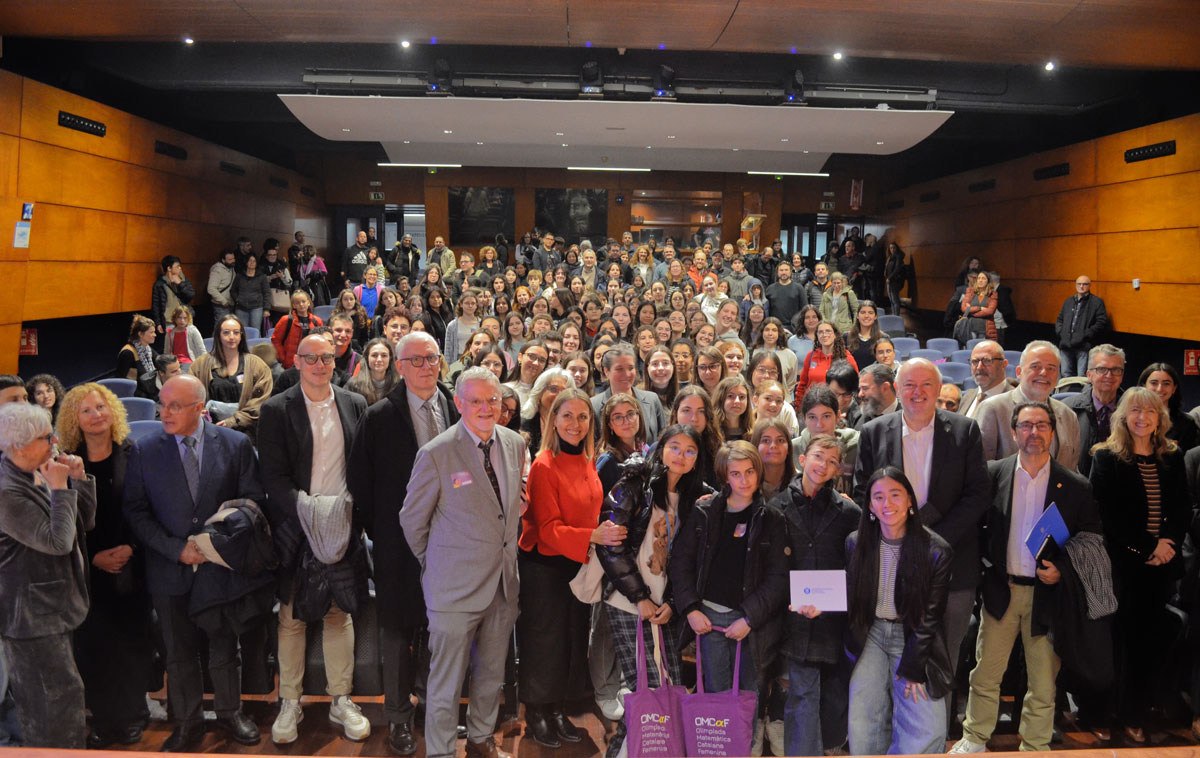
[447,187,515,247]
[534,188,608,245]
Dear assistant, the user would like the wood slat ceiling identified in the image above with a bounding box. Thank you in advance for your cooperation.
[0,0,1197,70]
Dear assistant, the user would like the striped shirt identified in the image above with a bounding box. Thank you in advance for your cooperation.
[1137,455,1162,536]
[875,537,903,620]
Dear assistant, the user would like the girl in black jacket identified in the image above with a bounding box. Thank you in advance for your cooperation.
[596,424,715,758]
[669,441,788,701]
[842,467,953,755]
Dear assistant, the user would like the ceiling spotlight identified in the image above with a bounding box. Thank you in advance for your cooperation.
[876,141,884,145]
[1044,60,1056,71]
[580,60,603,97]
[476,141,484,145]
[443,129,453,134]
[562,143,569,147]
[555,132,564,136]
[341,128,351,132]
[402,140,410,144]
[832,51,843,60]
[400,39,411,49]
[780,138,789,142]
[652,64,676,100]
[183,37,194,45]
[667,135,676,139]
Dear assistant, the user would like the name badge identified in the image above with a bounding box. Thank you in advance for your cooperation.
[452,471,474,489]
[236,374,245,384]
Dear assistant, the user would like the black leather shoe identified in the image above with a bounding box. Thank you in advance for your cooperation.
[116,725,145,745]
[87,730,115,750]
[388,722,417,756]
[548,707,583,743]
[162,722,207,752]
[524,705,561,749]
[215,712,261,745]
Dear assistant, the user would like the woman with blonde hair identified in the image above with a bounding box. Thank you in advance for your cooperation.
[1087,388,1189,742]
[56,383,153,748]
[960,270,998,341]
[819,272,859,334]
[164,305,206,369]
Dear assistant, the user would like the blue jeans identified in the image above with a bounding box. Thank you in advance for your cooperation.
[1059,347,1088,378]
[784,657,850,756]
[848,619,946,755]
[235,307,263,333]
[696,606,758,696]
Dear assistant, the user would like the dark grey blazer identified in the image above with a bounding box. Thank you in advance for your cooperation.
[0,455,96,639]
[853,408,991,590]
[591,386,668,443]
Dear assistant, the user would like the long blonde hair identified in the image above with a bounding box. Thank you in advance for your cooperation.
[540,388,595,460]
[1090,386,1176,463]
[56,383,130,452]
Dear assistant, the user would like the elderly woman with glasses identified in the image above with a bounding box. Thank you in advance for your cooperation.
[0,402,96,748]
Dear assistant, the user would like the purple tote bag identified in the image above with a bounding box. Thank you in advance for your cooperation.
[680,629,757,757]
[623,620,686,758]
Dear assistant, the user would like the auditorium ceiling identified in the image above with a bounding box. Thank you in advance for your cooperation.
[0,0,1196,185]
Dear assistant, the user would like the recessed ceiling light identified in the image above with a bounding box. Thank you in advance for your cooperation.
[876,141,885,145]
[555,132,564,136]
[833,51,843,60]
[646,145,652,149]
[780,138,789,142]
[378,162,462,168]
[443,130,453,134]
[732,148,739,152]
[566,166,652,172]
[803,150,809,154]
[562,143,569,147]
[403,140,410,144]
[641,192,646,196]
[400,40,411,48]
[476,141,484,145]
[667,135,676,139]
[341,128,351,132]
[1044,61,1055,71]
[183,37,194,45]
[747,171,830,177]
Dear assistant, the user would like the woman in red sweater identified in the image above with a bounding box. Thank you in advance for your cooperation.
[519,388,627,747]
[269,290,323,368]
[794,320,858,406]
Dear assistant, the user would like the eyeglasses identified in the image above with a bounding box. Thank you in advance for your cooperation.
[969,357,1001,367]
[158,401,201,415]
[296,353,336,365]
[36,431,56,444]
[397,354,441,368]
[523,353,548,366]
[665,444,698,459]
[698,363,721,372]
[1088,366,1124,376]
[464,396,500,410]
[610,411,640,425]
[1015,422,1053,433]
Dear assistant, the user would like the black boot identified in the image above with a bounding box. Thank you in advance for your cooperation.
[524,704,561,749]
[548,705,582,743]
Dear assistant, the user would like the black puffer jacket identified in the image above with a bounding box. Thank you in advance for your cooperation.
[597,455,716,609]
[668,492,789,678]
[845,528,954,698]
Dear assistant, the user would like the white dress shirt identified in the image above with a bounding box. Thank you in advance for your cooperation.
[966,380,1007,419]
[1007,459,1051,578]
[902,416,935,508]
[303,388,346,498]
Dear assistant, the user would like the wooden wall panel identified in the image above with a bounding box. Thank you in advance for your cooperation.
[25,205,127,263]
[0,135,18,198]
[876,112,1199,339]
[1098,229,1200,284]
[0,262,29,324]
[17,140,130,213]
[0,71,21,138]
[20,79,131,162]
[0,325,21,375]
[24,261,125,319]
[424,185,449,246]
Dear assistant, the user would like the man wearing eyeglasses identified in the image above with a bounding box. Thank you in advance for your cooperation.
[348,331,459,756]
[123,374,265,752]
[976,341,1081,471]
[959,340,1013,420]
[402,367,526,758]
[1062,344,1125,477]
[257,335,370,745]
[950,402,1101,754]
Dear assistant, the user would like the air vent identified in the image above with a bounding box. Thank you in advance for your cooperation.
[919,191,940,203]
[219,161,246,177]
[886,199,904,210]
[58,110,106,137]
[268,175,289,189]
[154,140,188,160]
[968,179,996,193]
[1033,162,1070,181]
[1125,140,1175,164]
[300,186,316,198]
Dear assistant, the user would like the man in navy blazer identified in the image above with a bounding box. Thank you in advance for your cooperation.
[123,374,265,752]
[854,358,990,688]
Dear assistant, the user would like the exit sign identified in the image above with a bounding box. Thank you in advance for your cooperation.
[369,191,385,201]
[819,200,835,211]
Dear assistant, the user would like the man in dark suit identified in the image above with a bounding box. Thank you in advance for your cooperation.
[1063,344,1124,477]
[349,331,460,756]
[258,335,370,745]
[402,367,527,758]
[951,401,1102,753]
[854,358,990,686]
[123,374,264,751]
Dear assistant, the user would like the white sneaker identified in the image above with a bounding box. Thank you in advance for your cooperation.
[329,696,371,741]
[948,737,987,753]
[272,699,304,744]
[598,695,624,721]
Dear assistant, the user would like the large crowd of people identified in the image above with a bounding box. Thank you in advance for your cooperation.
[1,225,1198,758]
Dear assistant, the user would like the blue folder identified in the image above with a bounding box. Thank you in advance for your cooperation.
[1025,502,1069,561]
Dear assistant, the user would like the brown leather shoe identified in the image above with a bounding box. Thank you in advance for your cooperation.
[465,736,512,758]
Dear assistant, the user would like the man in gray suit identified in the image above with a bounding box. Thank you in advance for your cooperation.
[976,341,1081,471]
[958,340,1013,420]
[401,367,527,758]
[591,343,667,441]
